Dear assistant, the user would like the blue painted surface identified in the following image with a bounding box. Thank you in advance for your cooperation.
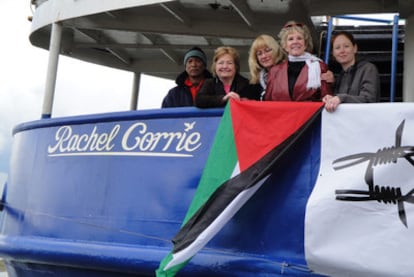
[0,107,323,276]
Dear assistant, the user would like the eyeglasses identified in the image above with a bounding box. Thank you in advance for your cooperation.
[256,47,273,57]
[283,23,304,29]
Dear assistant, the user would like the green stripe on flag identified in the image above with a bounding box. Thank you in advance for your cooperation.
[156,103,237,276]
[183,103,238,224]
[156,252,184,277]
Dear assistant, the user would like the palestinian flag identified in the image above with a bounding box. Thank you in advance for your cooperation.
[156,100,324,277]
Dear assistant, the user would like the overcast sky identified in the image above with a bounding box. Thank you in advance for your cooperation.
[0,1,175,184]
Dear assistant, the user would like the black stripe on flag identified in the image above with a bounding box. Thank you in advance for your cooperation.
[172,107,323,253]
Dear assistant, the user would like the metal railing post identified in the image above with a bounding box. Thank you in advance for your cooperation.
[390,15,399,102]
[324,17,334,63]
[41,22,62,119]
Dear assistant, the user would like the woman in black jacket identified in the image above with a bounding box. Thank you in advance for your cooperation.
[195,46,252,108]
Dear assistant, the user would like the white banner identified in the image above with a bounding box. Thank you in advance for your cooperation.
[305,103,414,277]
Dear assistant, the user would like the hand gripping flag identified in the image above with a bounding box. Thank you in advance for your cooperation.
[156,100,324,276]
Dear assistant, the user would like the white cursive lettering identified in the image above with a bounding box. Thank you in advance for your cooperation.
[48,125,119,153]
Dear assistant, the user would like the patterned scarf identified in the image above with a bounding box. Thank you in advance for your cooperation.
[259,69,268,100]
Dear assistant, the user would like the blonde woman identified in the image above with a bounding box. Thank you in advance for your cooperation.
[196,46,251,108]
[264,21,332,101]
[248,34,285,100]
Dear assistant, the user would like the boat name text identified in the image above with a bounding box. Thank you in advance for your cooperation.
[47,122,201,157]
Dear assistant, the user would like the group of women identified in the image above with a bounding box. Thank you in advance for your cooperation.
[194,21,381,112]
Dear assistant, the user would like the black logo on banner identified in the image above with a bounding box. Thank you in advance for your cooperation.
[333,120,414,227]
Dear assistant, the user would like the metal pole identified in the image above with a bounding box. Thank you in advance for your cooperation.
[130,72,141,110]
[390,15,399,102]
[324,17,333,63]
[41,22,62,119]
[334,15,391,24]
[403,14,414,102]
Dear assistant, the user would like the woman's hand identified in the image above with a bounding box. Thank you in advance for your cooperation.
[323,95,341,112]
[223,92,241,102]
[321,70,335,84]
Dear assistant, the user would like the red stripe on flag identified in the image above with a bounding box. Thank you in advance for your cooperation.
[230,100,323,171]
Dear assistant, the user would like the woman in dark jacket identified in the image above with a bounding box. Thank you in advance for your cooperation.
[195,46,251,108]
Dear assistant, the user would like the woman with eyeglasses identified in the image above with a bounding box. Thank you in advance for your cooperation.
[264,21,332,101]
[323,31,380,112]
[246,34,286,100]
[195,46,251,108]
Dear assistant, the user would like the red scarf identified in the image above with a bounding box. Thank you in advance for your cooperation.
[185,78,205,101]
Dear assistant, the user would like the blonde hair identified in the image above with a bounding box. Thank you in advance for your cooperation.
[278,21,313,54]
[248,34,285,84]
[211,46,240,77]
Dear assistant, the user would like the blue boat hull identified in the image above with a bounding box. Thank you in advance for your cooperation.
[0,107,322,276]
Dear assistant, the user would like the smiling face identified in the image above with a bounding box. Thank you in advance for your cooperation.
[332,34,357,70]
[215,53,236,81]
[256,47,274,70]
[284,30,306,57]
